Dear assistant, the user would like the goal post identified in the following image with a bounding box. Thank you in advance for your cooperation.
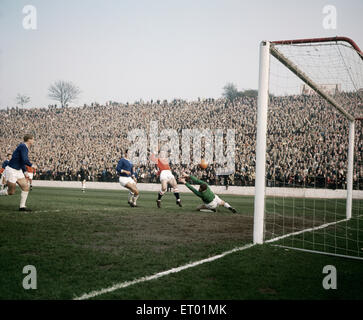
[253,36,363,259]
[253,41,270,244]
[346,119,355,220]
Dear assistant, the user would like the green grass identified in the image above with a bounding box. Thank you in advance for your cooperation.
[0,186,362,300]
[264,197,363,258]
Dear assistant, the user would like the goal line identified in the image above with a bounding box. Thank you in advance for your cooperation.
[265,217,349,244]
[271,245,363,261]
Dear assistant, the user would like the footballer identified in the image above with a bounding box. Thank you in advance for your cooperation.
[150,149,182,208]
[0,153,11,190]
[179,173,237,213]
[0,134,37,211]
[116,149,139,207]
[78,165,88,193]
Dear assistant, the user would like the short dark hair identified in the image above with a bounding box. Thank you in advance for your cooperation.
[7,153,11,157]
[23,134,34,142]
[199,184,207,192]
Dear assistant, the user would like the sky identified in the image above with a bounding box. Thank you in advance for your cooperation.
[0,0,362,108]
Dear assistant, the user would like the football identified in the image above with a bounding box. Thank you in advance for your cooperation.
[199,159,208,169]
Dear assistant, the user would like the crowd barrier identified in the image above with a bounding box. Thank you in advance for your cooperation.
[32,180,363,199]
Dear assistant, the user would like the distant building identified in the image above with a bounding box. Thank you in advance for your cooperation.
[301,84,341,95]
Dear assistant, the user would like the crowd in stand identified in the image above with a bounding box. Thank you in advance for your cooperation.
[0,92,362,189]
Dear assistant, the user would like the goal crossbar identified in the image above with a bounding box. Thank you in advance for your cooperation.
[269,45,355,121]
[271,36,363,60]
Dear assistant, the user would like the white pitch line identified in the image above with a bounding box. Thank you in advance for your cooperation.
[73,212,363,299]
[73,243,255,300]
[271,244,363,261]
[265,218,350,243]
[32,210,61,213]
[266,214,363,260]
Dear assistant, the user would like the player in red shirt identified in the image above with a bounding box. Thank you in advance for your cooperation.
[150,150,182,208]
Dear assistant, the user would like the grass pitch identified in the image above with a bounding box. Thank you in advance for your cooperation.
[0,186,362,300]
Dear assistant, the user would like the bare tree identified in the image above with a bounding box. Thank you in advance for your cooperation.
[222,83,240,106]
[240,89,258,98]
[16,94,30,108]
[48,80,81,107]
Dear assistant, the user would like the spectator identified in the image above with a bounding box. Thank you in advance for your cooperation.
[0,92,361,189]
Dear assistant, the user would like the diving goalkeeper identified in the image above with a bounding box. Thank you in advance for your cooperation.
[179,173,237,213]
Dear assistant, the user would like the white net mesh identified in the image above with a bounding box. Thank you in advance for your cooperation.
[264,38,363,259]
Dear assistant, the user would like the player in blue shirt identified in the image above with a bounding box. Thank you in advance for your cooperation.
[0,134,37,211]
[0,153,12,190]
[116,149,139,207]
[2,154,11,169]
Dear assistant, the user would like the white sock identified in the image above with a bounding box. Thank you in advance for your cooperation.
[128,192,134,202]
[0,189,8,196]
[224,202,231,209]
[133,194,139,205]
[20,191,29,208]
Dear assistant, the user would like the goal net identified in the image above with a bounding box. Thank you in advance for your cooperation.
[254,37,363,260]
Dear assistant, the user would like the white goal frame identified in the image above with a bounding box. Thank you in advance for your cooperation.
[253,37,363,245]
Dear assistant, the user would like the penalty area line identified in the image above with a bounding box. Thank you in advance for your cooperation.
[73,243,255,300]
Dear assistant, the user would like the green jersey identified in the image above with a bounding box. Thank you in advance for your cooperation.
[185,175,215,204]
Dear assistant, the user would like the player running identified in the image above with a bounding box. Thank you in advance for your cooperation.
[116,149,139,207]
[150,150,182,208]
[0,154,11,190]
[179,173,237,213]
[0,134,37,211]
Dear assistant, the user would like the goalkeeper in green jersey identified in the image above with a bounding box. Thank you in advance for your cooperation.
[179,173,237,213]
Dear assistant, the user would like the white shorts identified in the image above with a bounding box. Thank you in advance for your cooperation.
[160,170,175,183]
[25,172,34,180]
[205,195,223,210]
[119,176,136,187]
[3,166,25,184]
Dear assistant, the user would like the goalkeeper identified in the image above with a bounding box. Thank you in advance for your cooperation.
[179,173,237,213]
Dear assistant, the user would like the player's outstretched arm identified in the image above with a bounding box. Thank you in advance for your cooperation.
[149,153,158,164]
[184,181,203,198]
[189,175,206,185]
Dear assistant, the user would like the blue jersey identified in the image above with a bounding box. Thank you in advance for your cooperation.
[116,158,134,177]
[2,160,9,169]
[8,143,32,170]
